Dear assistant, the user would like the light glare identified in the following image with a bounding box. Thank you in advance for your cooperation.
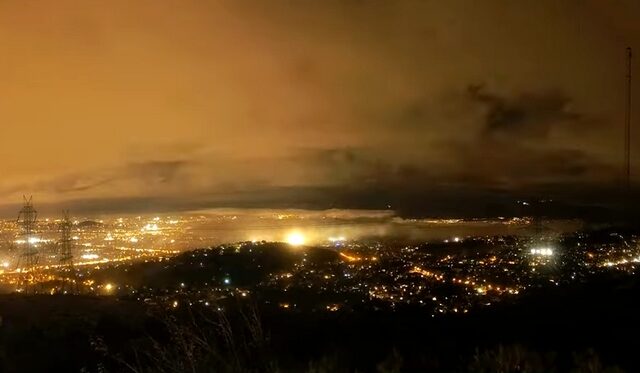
[286,232,305,246]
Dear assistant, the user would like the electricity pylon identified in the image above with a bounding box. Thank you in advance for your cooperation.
[58,210,78,293]
[16,196,38,292]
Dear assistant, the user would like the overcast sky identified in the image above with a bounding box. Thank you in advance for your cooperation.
[0,1,639,216]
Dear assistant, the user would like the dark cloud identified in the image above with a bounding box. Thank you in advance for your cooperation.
[294,147,434,188]
[467,84,582,138]
[125,160,189,184]
[31,159,194,200]
[0,1,637,218]
[440,138,617,189]
[51,174,115,193]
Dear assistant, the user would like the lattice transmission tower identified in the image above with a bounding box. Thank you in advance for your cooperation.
[16,196,39,292]
[17,196,38,269]
[58,210,78,293]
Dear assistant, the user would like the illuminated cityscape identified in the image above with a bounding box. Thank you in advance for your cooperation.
[2,202,639,320]
[0,1,639,371]
[100,225,640,316]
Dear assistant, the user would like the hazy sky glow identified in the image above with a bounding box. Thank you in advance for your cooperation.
[1,1,639,216]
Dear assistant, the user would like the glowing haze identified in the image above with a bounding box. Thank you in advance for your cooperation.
[0,1,639,217]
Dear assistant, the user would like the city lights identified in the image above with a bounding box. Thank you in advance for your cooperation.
[286,232,305,246]
[530,247,554,256]
[142,223,159,232]
[0,208,638,323]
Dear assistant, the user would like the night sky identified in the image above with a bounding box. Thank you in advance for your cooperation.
[0,1,639,216]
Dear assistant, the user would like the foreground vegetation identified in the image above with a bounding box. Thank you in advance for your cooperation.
[0,271,637,372]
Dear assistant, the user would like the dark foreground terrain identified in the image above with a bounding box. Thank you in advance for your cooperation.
[0,271,638,372]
